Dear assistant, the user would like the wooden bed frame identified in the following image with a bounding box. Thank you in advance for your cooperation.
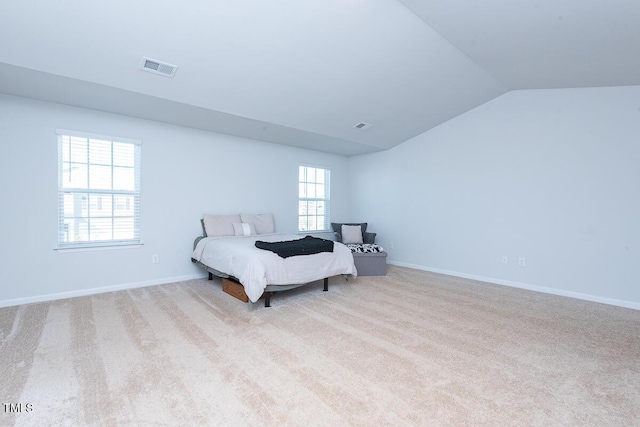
[191,235,330,307]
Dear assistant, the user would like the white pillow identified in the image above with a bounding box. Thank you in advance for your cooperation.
[341,224,363,244]
[203,214,241,237]
[240,213,275,234]
[232,222,257,236]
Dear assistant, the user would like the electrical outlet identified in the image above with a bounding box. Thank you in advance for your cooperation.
[390,242,395,250]
[502,256,508,264]
[152,254,159,264]
[518,257,526,267]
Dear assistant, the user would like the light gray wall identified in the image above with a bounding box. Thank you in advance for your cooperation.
[347,86,640,308]
[3,86,639,309]
[0,94,349,306]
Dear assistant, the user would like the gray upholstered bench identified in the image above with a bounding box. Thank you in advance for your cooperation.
[352,250,387,276]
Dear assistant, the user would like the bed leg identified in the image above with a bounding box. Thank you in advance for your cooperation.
[323,277,329,292]
[208,272,213,280]
[265,292,272,308]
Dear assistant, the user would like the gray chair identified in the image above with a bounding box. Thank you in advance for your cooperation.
[331,222,376,244]
[331,222,386,276]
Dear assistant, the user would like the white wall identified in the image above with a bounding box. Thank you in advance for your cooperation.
[348,86,640,308]
[0,94,350,306]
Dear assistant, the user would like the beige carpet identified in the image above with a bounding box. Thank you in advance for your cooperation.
[2,265,639,426]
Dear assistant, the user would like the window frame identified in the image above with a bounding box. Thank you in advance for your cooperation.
[56,129,142,250]
[298,165,331,233]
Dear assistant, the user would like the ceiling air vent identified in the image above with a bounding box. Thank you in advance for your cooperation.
[353,122,373,131]
[139,57,178,78]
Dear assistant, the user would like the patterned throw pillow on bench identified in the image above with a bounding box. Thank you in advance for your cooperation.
[346,243,384,253]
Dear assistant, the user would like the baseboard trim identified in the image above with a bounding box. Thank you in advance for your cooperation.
[4,264,638,311]
[0,274,209,308]
[388,261,640,311]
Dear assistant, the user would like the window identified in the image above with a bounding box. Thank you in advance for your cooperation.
[298,165,330,232]
[57,130,141,249]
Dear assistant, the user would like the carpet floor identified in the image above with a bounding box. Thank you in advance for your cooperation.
[1,265,639,426]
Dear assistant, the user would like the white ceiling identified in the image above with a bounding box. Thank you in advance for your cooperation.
[1,0,638,156]
[401,0,640,89]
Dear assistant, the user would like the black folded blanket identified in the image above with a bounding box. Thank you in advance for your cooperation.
[255,235,334,258]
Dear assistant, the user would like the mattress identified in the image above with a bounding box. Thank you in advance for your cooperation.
[192,233,357,302]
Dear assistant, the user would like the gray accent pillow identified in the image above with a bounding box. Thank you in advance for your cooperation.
[341,225,364,244]
[331,222,367,242]
[331,222,367,234]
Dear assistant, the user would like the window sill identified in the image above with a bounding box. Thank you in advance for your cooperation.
[54,243,144,253]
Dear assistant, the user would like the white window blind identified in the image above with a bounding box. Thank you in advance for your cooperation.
[298,165,330,232]
[57,130,141,249]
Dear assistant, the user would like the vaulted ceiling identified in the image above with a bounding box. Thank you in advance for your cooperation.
[1,1,639,156]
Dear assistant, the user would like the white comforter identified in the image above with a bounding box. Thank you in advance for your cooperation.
[192,234,357,302]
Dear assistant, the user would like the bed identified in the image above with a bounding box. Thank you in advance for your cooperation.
[190,213,357,307]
